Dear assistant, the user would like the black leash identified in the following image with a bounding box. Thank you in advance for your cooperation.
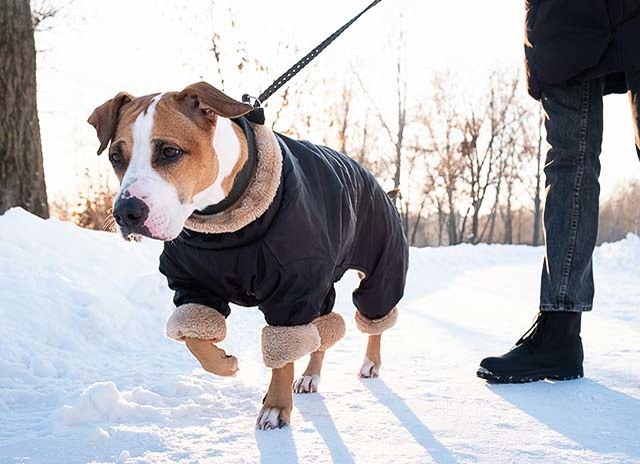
[195,1,383,216]
[242,0,383,125]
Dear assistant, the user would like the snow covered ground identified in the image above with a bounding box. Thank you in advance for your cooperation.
[1,208,639,464]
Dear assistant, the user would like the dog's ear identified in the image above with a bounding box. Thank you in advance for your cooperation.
[87,92,133,155]
[177,82,253,122]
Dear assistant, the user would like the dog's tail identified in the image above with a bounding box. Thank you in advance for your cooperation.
[387,188,401,200]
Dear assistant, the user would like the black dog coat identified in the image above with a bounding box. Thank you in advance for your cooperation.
[159,118,408,328]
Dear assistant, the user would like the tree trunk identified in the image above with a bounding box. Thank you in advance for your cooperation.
[437,202,445,246]
[459,206,470,244]
[517,208,523,244]
[502,192,513,244]
[446,186,459,245]
[532,176,542,245]
[410,196,428,245]
[487,176,502,244]
[471,206,479,244]
[0,0,49,218]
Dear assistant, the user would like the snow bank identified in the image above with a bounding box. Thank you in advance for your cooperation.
[595,233,640,274]
[61,381,162,426]
[0,208,169,415]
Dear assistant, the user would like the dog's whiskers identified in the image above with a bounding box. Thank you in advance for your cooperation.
[103,215,117,233]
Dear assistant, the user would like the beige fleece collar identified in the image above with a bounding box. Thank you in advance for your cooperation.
[184,124,282,234]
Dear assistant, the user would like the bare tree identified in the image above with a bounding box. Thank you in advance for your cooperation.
[202,9,565,249]
[354,32,409,195]
[334,84,353,154]
[459,72,520,244]
[354,110,371,165]
[485,135,513,244]
[408,171,436,244]
[529,106,545,246]
[422,74,467,245]
[0,0,49,218]
[397,141,429,237]
[598,180,640,243]
[207,6,321,139]
[210,30,227,92]
[31,0,70,31]
[488,122,527,244]
[500,148,521,244]
[391,40,409,192]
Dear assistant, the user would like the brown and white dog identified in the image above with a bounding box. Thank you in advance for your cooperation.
[88,82,404,430]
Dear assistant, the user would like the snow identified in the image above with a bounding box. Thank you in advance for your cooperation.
[1,207,639,463]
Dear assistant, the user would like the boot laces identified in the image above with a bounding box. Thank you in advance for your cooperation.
[514,312,546,348]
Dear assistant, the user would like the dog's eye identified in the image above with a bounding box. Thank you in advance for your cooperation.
[161,146,183,162]
[109,151,123,166]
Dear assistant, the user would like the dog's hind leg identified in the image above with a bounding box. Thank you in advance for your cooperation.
[359,334,381,378]
[257,362,295,430]
[294,351,325,393]
[293,312,346,394]
[354,307,398,379]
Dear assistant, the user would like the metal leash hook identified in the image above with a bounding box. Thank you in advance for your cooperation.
[241,94,262,108]
[241,94,266,125]
[241,0,383,126]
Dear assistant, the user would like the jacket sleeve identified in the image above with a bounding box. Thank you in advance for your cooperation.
[257,259,334,327]
[159,249,231,317]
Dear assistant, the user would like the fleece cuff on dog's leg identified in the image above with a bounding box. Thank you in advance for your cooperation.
[313,312,346,351]
[165,303,227,342]
[354,307,398,335]
[262,324,321,369]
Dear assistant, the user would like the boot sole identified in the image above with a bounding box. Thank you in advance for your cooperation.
[476,366,584,384]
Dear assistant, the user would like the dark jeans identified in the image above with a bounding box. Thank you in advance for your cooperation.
[539,72,640,312]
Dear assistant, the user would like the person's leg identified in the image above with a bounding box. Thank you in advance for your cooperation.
[478,77,604,383]
[626,70,640,161]
[539,79,604,312]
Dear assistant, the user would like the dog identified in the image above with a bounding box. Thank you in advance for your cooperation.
[87,82,409,430]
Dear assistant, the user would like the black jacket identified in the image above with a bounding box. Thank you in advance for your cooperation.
[159,129,408,327]
[525,0,640,99]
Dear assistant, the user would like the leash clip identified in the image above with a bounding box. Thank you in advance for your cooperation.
[242,94,262,109]
[242,94,266,126]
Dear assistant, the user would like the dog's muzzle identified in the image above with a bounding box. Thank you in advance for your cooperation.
[113,197,150,236]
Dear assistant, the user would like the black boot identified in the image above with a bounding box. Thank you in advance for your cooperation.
[477,311,584,383]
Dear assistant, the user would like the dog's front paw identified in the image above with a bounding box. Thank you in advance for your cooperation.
[185,338,239,377]
[359,358,380,379]
[293,374,321,394]
[257,362,294,430]
[256,405,291,430]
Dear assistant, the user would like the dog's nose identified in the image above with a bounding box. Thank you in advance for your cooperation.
[113,197,149,232]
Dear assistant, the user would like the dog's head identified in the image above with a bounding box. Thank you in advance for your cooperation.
[87,82,253,241]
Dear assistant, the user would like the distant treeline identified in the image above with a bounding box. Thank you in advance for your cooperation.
[50,9,640,247]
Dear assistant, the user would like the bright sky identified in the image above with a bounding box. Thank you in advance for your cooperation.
[36,0,640,199]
